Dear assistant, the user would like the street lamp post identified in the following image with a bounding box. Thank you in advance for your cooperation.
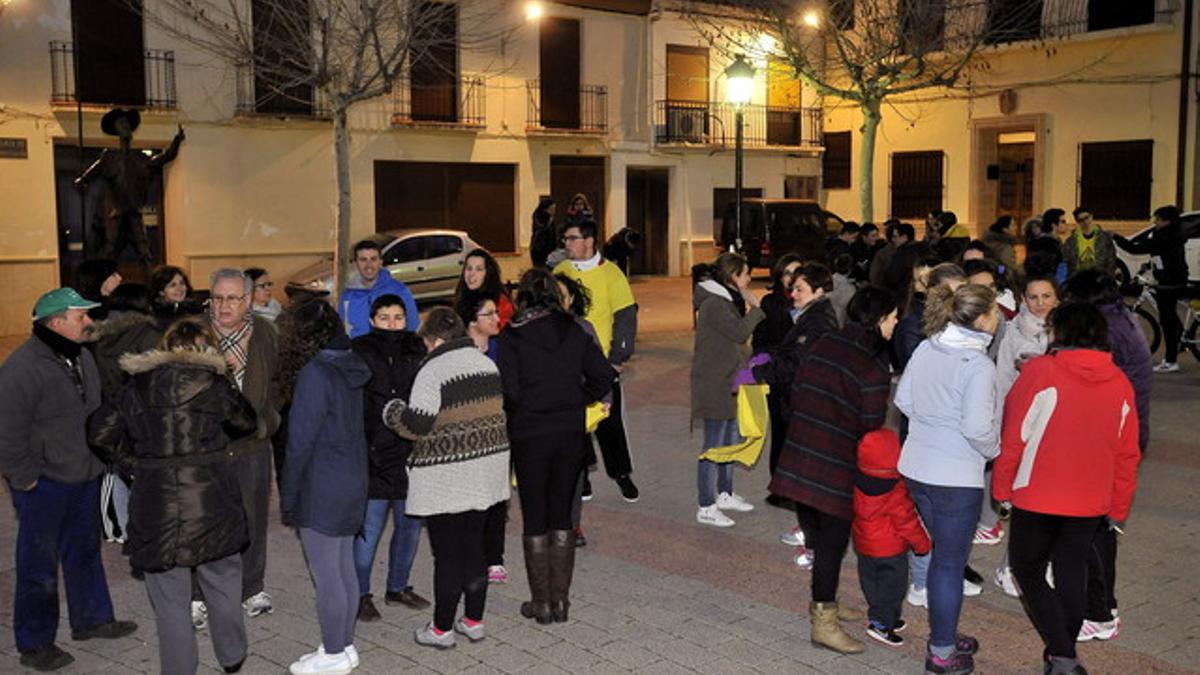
[724,54,755,253]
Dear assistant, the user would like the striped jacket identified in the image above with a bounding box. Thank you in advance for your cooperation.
[383,338,511,516]
[769,323,892,520]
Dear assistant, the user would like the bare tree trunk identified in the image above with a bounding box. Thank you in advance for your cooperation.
[333,104,352,297]
[858,98,882,223]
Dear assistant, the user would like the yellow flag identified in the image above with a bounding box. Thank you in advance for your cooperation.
[585,402,610,433]
[699,384,770,467]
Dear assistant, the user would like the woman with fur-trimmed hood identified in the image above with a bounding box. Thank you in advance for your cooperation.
[89,317,257,675]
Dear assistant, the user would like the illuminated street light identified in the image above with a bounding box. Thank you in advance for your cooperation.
[802,10,820,28]
[724,54,756,252]
[525,1,544,21]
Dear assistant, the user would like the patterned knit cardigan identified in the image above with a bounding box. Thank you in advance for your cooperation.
[382,337,511,517]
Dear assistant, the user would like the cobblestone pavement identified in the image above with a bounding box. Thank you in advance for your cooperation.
[2,277,1198,674]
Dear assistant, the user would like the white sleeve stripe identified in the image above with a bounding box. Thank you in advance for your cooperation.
[1118,400,1131,437]
[1014,387,1057,491]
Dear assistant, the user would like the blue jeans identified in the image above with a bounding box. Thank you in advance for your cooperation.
[11,477,116,653]
[697,461,734,507]
[352,499,423,596]
[905,478,982,651]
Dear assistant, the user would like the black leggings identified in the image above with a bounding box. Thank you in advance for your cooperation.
[766,391,788,478]
[795,503,852,603]
[483,500,508,567]
[1157,287,1183,363]
[512,431,587,536]
[1009,508,1102,660]
[1085,522,1118,621]
[426,510,488,632]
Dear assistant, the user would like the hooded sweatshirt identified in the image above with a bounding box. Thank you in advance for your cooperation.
[496,309,614,443]
[993,349,1140,521]
[853,429,932,558]
[994,303,1050,404]
[337,268,419,338]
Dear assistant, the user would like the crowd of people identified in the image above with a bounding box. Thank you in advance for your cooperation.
[0,200,1187,675]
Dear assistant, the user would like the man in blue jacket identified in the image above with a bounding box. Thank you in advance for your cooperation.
[339,239,419,338]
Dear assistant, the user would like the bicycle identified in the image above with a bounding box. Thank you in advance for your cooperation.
[1123,265,1200,362]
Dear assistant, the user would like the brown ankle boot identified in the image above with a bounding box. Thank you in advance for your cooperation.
[810,601,864,654]
[520,535,552,624]
[548,530,576,623]
[835,602,864,622]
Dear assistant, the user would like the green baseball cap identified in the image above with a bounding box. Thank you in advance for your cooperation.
[32,287,100,321]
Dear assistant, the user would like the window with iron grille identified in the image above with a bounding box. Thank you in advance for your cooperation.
[1088,0,1155,31]
[823,131,852,190]
[891,151,944,219]
[1078,140,1152,220]
[984,0,1044,44]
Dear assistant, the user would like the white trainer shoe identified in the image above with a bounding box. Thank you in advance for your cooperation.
[299,645,359,669]
[715,492,754,512]
[906,584,928,608]
[243,591,273,617]
[793,546,814,569]
[191,601,208,631]
[779,526,805,547]
[1154,360,1180,373]
[414,622,456,649]
[696,505,735,527]
[963,578,983,597]
[289,649,353,675]
[1077,617,1120,642]
[454,618,486,642]
[994,566,1020,597]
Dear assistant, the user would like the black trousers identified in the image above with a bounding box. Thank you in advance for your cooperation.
[592,379,633,479]
[426,510,488,632]
[1156,287,1183,363]
[483,500,508,567]
[857,553,909,629]
[1009,508,1102,660]
[766,390,788,478]
[513,431,587,536]
[795,503,852,603]
[1085,522,1118,621]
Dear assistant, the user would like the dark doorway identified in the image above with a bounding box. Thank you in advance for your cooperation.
[252,0,315,115]
[72,0,145,107]
[539,17,581,129]
[54,144,165,287]
[411,2,458,122]
[550,156,606,239]
[373,161,516,253]
[626,168,669,276]
[997,140,1035,226]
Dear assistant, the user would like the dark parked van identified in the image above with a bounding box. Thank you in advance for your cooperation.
[721,199,845,271]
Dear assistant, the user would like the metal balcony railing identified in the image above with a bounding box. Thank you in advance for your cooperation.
[235,63,331,119]
[49,41,177,108]
[526,80,608,134]
[391,76,486,128]
[654,101,822,148]
[936,0,1171,50]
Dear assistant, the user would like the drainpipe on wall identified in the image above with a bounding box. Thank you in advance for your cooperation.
[1176,0,1195,207]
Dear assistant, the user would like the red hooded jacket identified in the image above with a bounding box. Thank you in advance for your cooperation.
[993,349,1140,521]
[852,429,931,558]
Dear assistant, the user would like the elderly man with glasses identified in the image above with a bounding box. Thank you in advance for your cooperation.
[192,269,281,628]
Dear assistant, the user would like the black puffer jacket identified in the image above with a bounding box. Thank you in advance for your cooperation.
[351,329,426,499]
[89,349,257,573]
[752,296,838,390]
[88,311,162,401]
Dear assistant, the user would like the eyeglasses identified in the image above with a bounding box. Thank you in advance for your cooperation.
[476,310,499,319]
[211,294,247,305]
[254,282,274,289]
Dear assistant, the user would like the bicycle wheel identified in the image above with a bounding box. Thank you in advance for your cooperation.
[1134,306,1162,355]
[1186,316,1200,362]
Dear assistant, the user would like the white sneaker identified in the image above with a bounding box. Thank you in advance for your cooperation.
[963,578,983,597]
[793,546,814,569]
[191,601,208,630]
[994,566,1020,597]
[696,505,735,527]
[243,591,273,617]
[779,526,805,547]
[1154,360,1180,373]
[299,645,359,669]
[906,584,927,608]
[715,492,754,512]
[454,617,486,642]
[414,622,456,649]
[289,650,353,675]
[1077,617,1120,642]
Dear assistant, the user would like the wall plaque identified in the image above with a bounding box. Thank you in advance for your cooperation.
[0,138,28,159]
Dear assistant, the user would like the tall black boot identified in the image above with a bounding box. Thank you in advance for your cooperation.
[548,529,576,623]
[520,535,552,624]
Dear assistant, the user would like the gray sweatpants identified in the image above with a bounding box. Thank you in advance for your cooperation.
[299,528,358,654]
[145,554,246,675]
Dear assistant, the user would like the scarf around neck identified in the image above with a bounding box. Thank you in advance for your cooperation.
[212,314,253,388]
[933,322,994,353]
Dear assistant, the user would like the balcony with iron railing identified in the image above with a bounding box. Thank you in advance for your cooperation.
[235,63,332,120]
[49,41,177,109]
[654,101,822,149]
[391,76,486,129]
[526,80,608,134]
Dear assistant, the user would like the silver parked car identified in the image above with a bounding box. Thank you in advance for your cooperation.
[286,229,481,302]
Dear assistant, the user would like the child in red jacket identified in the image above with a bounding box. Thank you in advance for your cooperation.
[853,429,932,646]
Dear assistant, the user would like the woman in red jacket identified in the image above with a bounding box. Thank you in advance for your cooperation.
[994,302,1140,675]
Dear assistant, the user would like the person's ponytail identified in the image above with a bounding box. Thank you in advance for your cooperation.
[922,283,957,336]
[922,283,997,336]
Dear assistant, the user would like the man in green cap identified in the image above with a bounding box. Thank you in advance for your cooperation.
[0,288,137,671]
